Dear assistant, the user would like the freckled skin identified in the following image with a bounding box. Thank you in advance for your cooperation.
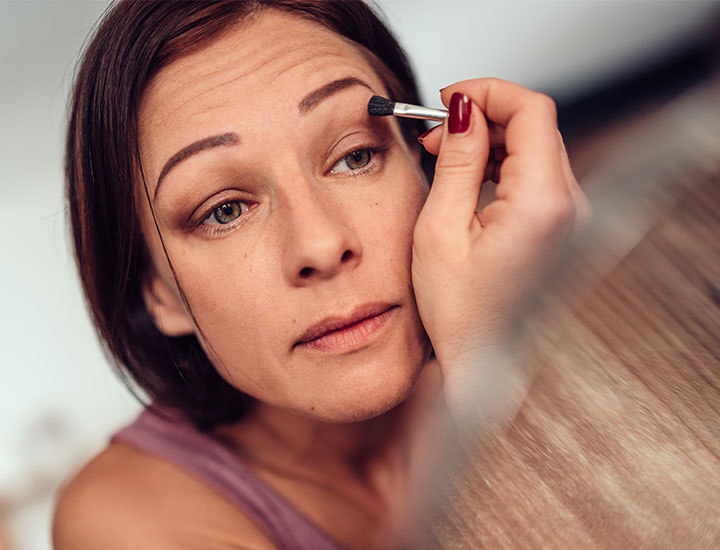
[138,10,431,423]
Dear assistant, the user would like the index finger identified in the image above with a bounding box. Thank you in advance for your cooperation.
[440,78,564,195]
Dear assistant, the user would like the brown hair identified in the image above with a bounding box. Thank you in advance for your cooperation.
[66,0,433,430]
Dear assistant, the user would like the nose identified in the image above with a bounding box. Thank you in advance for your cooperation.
[280,184,363,286]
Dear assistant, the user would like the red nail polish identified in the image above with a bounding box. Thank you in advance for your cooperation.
[448,92,470,134]
[417,127,433,143]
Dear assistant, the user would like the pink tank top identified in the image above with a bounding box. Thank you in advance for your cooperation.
[112,408,341,550]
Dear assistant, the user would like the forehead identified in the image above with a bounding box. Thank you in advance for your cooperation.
[138,10,387,173]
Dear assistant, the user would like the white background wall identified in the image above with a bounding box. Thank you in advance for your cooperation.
[1,1,717,548]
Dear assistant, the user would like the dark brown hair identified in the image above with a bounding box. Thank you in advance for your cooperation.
[67,0,433,430]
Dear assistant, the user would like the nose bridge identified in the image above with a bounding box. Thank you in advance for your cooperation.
[278,167,362,284]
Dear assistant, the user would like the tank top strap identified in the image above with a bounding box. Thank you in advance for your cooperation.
[111,408,341,550]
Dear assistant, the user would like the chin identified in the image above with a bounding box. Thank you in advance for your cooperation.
[287,307,432,423]
[295,352,428,424]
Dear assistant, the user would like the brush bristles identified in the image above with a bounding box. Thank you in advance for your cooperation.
[368,95,395,116]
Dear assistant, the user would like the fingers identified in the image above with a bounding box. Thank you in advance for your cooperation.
[419,121,505,154]
[418,78,588,240]
[484,147,507,183]
[438,78,566,200]
[422,93,490,230]
[419,123,505,183]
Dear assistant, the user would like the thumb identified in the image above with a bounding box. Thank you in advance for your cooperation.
[425,92,489,230]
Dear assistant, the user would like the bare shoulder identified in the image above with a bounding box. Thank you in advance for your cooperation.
[53,442,277,549]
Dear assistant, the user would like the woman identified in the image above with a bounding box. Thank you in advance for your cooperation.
[53,0,588,548]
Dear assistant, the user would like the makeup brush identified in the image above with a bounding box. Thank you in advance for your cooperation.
[368,95,448,122]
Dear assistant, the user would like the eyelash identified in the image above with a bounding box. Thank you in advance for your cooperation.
[194,144,389,238]
[329,145,388,177]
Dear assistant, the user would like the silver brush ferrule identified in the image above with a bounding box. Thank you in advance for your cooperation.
[393,101,448,121]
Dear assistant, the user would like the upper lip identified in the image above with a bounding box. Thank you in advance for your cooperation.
[294,302,395,346]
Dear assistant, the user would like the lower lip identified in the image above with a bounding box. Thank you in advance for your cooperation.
[297,308,395,353]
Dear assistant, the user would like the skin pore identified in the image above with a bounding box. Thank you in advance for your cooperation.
[136,8,440,542]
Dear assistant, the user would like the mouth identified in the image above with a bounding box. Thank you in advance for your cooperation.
[294,302,398,353]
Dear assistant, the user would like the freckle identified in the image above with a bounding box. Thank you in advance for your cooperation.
[374,202,379,206]
[311,406,315,411]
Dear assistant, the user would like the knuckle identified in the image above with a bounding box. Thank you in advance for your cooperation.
[532,192,575,230]
[435,151,479,177]
[531,92,557,119]
[485,77,504,88]
[414,216,449,247]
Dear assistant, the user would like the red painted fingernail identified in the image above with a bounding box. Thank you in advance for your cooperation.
[417,127,434,143]
[448,92,470,134]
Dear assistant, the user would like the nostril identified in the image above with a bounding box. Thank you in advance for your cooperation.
[297,250,355,280]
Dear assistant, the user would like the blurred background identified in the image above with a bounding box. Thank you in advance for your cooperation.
[1,1,719,548]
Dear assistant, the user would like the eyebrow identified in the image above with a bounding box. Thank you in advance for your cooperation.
[153,78,371,198]
[154,132,239,198]
[297,76,373,114]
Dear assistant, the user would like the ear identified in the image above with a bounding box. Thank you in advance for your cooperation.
[141,271,195,337]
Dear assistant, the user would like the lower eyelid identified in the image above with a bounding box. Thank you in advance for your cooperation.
[201,223,238,237]
[198,207,254,236]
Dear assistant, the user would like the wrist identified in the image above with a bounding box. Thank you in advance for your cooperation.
[436,338,534,440]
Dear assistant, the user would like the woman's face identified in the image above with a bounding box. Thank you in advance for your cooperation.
[138,10,430,422]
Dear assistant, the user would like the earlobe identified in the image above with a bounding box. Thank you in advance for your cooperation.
[141,272,195,337]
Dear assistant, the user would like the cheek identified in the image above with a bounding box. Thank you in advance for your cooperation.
[173,252,286,394]
[365,168,426,260]
[164,241,278,351]
[138,216,283,392]
[175,247,273,322]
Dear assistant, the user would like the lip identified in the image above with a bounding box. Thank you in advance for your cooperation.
[294,302,397,353]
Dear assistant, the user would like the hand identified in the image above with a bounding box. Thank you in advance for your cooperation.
[412,78,590,401]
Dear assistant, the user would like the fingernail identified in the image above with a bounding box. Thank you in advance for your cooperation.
[417,127,433,144]
[448,92,470,134]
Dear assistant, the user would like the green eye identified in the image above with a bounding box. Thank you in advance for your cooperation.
[205,201,249,225]
[346,149,371,169]
[331,148,373,173]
